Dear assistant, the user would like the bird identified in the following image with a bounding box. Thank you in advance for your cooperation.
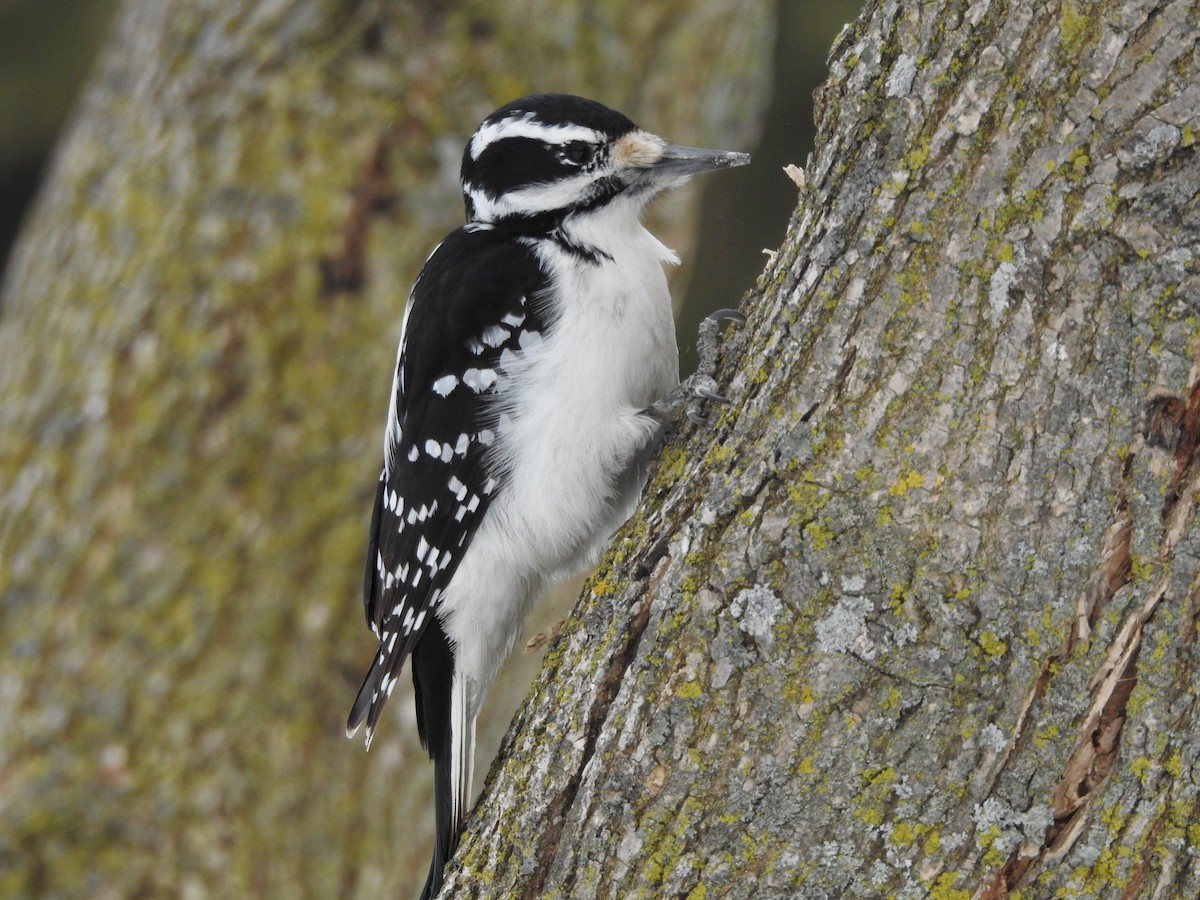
[346,93,749,898]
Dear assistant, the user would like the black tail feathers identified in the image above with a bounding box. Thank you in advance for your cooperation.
[419,743,460,899]
[413,619,459,899]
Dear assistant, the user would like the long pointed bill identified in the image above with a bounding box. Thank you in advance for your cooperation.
[614,130,750,194]
[652,145,752,176]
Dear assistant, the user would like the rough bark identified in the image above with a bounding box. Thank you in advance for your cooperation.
[445,0,1200,897]
[0,1,770,896]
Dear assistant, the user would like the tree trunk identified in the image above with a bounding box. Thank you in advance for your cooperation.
[0,1,770,896]
[444,0,1200,897]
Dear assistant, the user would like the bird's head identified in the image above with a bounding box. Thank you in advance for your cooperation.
[460,93,749,226]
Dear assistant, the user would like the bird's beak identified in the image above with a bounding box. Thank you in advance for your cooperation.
[614,131,750,189]
[651,145,752,176]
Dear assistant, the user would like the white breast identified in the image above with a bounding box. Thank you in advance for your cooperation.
[489,199,679,576]
[440,199,680,701]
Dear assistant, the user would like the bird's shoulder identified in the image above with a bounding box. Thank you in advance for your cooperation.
[401,224,552,397]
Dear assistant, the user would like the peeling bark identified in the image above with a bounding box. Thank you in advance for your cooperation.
[446,0,1200,897]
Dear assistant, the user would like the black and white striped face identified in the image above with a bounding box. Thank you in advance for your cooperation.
[460,94,692,224]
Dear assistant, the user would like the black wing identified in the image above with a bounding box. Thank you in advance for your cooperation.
[347,225,549,744]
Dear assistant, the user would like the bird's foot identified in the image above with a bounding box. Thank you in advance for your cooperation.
[647,308,745,426]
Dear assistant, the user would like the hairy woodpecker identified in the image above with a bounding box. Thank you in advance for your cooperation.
[346,93,749,898]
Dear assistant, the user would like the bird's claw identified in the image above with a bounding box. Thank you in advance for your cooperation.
[694,385,729,404]
[646,308,744,428]
[705,308,746,326]
[684,375,732,426]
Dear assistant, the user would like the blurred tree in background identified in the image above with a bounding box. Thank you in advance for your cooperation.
[0,0,857,895]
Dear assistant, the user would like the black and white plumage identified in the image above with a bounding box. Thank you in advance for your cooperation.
[346,94,748,899]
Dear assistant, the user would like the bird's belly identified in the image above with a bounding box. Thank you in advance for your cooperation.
[487,261,678,578]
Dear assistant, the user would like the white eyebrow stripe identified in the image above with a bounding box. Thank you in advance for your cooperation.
[466,171,597,221]
[469,115,603,160]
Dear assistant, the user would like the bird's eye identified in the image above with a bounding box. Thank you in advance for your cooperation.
[561,142,595,166]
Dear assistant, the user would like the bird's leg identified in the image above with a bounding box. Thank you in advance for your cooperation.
[647,308,745,426]
[687,307,746,424]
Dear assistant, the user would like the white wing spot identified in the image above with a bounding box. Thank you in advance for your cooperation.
[440,442,454,463]
[417,536,430,563]
[424,438,442,458]
[432,374,458,396]
[467,337,485,355]
[462,368,498,392]
[501,310,525,327]
[454,433,469,455]
[408,445,420,462]
[518,329,543,350]
[477,429,495,446]
[448,476,467,500]
[480,324,509,348]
